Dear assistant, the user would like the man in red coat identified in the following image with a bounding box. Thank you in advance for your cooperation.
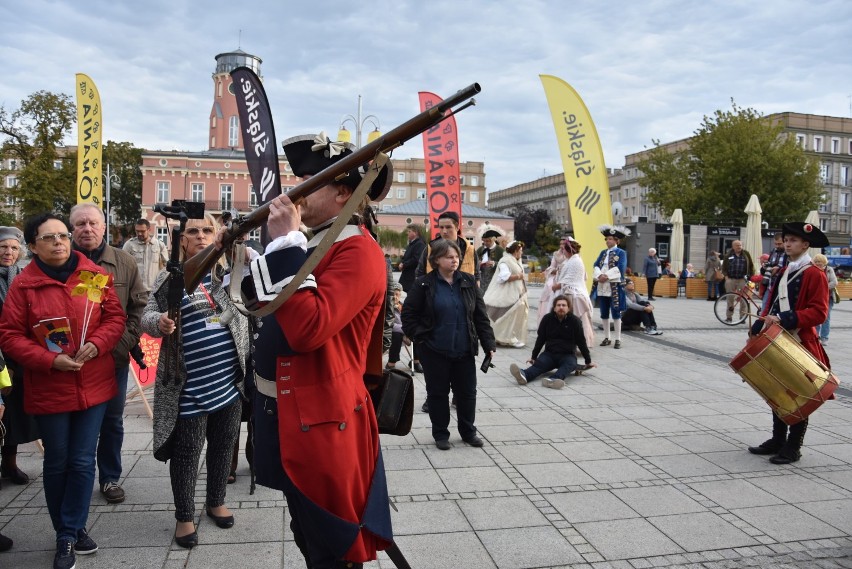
[241,133,393,568]
[748,222,830,464]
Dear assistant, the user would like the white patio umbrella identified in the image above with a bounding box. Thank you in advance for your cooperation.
[743,194,763,265]
[670,209,684,276]
[804,210,823,252]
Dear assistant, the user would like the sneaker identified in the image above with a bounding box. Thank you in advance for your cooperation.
[74,528,97,555]
[511,341,525,348]
[542,377,565,390]
[100,481,125,504]
[509,363,527,385]
[54,538,76,569]
[651,329,663,335]
[614,340,621,349]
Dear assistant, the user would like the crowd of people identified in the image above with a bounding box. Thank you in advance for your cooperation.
[0,153,843,569]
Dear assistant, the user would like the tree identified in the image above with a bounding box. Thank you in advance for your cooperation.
[0,91,76,221]
[103,140,144,236]
[535,220,564,256]
[638,101,822,225]
[510,204,551,254]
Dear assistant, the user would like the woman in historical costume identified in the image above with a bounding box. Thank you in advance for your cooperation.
[483,241,529,348]
[0,213,125,568]
[142,213,250,549]
[538,238,568,324]
[552,237,595,347]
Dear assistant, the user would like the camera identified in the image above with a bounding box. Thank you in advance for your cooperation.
[480,355,495,373]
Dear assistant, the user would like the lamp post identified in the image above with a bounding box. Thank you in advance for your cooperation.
[337,95,381,148]
[102,163,119,244]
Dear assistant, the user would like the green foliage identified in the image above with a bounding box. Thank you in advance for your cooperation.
[510,204,551,254]
[638,101,823,225]
[0,91,76,221]
[376,226,408,251]
[103,140,144,235]
[535,220,564,255]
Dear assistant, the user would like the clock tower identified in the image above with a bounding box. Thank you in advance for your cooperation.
[209,49,262,150]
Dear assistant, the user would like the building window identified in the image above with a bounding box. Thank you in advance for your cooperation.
[840,218,848,233]
[396,187,406,200]
[156,181,170,203]
[813,136,823,152]
[249,228,261,241]
[795,133,806,148]
[831,138,840,154]
[191,183,204,202]
[396,172,405,183]
[156,225,169,246]
[470,176,479,187]
[820,218,828,231]
[249,185,258,207]
[211,136,216,147]
[53,160,62,170]
[5,176,17,188]
[217,81,223,97]
[8,159,16,170]
[220,184,233,210]
[842,166,849,187]
[4,194,14,206]
[228,116,239,147]
[840,193,850,213]
[819,163,830,183]
[417,189,426,199]
[469,191,480,203]
[461,191,466,202]
[417,173,425,183]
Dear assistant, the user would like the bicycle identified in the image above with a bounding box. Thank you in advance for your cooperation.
[714,280,762,326]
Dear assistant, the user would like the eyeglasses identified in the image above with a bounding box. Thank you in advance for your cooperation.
[185,227,215,236]
[35,232,72,243]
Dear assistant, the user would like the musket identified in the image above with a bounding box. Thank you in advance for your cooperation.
[183,82,481,293]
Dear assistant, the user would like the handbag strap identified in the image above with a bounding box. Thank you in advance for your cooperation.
[243,153,389,318]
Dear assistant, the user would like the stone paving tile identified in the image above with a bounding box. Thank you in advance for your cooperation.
[575,517,684,559]
[575,458,659,484]
[456,496,550,530]
[479,526,584,568]
[649,511,759,551]
[732,504,847,542]
[610,485,706,517]
[798,499,852,534]
[516,461,597,487]
[687,478,785,509]
[497,442,568,465]
[644,453,728,478]
[546,489,638,524]
[390,499,473,535]
[749,473,846,503]
[552,439,627,461]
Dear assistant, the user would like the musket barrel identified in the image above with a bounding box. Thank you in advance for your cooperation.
[183,83,481,292]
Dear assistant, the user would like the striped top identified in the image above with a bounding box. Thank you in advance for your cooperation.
[178,274,240,417]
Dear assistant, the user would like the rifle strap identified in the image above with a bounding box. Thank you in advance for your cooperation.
[242,152,389,318]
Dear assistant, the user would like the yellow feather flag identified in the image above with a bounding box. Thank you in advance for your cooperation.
[540,75,614,286]
[75,73,103,205]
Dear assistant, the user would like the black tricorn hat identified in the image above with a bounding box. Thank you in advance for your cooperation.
[781,222,829,249]
[482,229,502,239]
[282,133,392,201]
[599,224,631,240]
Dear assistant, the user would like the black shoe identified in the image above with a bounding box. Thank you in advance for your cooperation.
[74,528,97,555]
[413,362,424,373]
[436,440,451,451]
[614,340,621,349]
[769,447,801,464]
[174,530,198,549]
[421,401,429,413]
[100,481,125,504]
[0,532,12,552]
[206,508,235,529]
[600,338,611,346]
[647,297,656,301]
[54,538,76,569]
[463,436,484,447]
[748,439,784,455]
[1,465,29,485]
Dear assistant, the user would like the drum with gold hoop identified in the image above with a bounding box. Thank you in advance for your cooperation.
[729,322,839,425]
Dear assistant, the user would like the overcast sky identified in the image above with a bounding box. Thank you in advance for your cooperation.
[1,0,850,191]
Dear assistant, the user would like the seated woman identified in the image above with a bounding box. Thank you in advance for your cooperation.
[0,213,125,569]
[141,213,250,549]
[621,279,663,335]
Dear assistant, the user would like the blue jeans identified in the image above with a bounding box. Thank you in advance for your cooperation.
[35,403,108,541]
[816,298,834,340]
[97,366,128,485]
[523,351,578,381]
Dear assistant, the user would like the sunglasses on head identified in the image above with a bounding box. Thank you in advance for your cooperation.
[185,226,215,236]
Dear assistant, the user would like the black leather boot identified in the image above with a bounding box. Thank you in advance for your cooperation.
[749,414,787,455]
[771,418,807,464]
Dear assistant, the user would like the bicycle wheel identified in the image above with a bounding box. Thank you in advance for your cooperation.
[714,293,748,325]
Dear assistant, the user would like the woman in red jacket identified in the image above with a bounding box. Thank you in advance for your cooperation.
[0,213,125,569]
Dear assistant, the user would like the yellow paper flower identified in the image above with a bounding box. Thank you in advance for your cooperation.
[71,271,110,303]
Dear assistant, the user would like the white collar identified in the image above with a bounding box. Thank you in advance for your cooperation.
[786,253,812,273]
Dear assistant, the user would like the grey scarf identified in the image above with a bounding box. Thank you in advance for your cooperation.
[0,264,22,306]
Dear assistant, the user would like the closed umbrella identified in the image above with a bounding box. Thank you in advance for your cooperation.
[743,194,763,265]
[670,209,684,276]
[804,210,823,252]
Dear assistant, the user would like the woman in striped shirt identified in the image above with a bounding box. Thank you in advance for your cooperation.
[141,214,251,549]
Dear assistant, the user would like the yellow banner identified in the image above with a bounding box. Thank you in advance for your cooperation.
[540,75,613,286]
[76,73,103,205]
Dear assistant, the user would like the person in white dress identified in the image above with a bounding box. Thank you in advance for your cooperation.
[552,238,595,347]
[483,241,529,348]
[538,239,568,324]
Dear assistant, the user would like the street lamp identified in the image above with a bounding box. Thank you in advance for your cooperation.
[102,163,119,244]
[337,95,381,148]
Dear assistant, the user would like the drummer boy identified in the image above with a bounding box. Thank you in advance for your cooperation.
[748,222,830,464]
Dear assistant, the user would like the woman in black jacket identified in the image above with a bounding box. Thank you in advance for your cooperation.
[402,239,496,450]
